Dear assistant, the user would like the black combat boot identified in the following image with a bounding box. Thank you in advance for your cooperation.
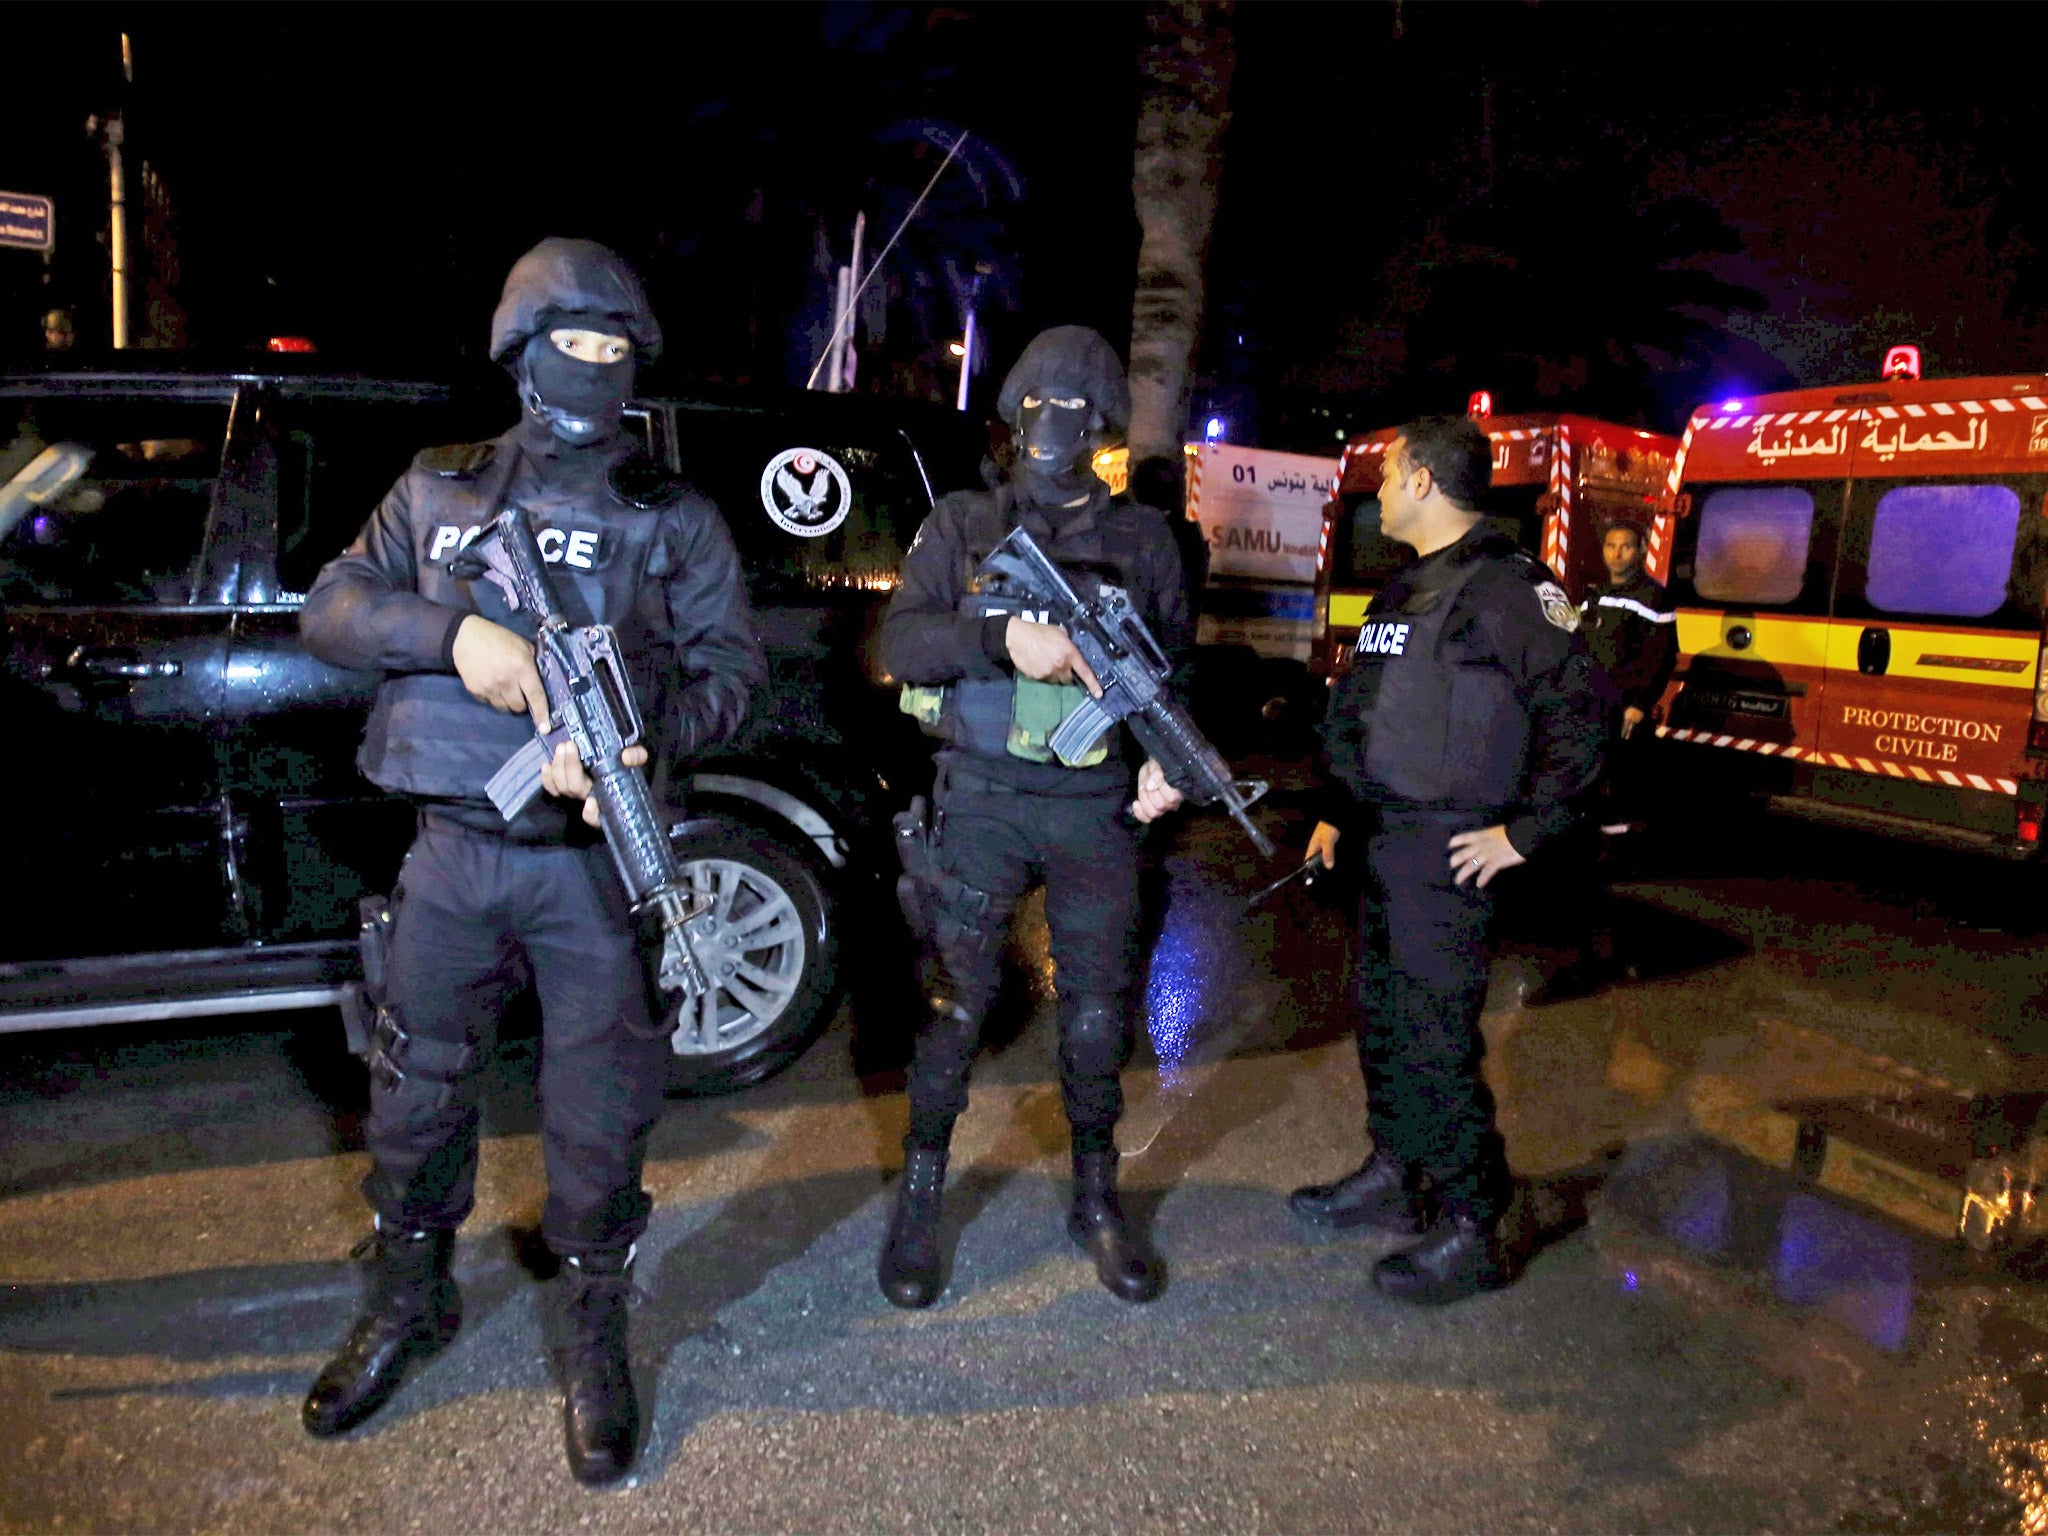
[1069,1148,1164,1303]
[877,1146,948,1309]
[1373,1212,1511,1305]
[1287,1150,1428,1233]
[546,1251,641,1487]
[302,1226,460,1437]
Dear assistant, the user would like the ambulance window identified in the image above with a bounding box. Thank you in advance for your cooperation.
[1863,483,2020,619]
[1694,487,1814,605]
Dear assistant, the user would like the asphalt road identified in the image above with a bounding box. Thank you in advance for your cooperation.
[7,770,2048,1533]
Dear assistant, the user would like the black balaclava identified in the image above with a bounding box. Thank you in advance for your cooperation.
[1014,395,1097,504]
[516,320,637,448]
[995,326,1132,510]
[488,238,663,452]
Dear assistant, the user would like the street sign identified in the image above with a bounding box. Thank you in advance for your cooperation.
[0,192,54,253]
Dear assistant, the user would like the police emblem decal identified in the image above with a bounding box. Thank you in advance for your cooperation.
[1534,580,1578,632]
[760,447,852,538]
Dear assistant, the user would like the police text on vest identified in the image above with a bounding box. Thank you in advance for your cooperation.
[428,524,599,569]
[1354,620,1410,657]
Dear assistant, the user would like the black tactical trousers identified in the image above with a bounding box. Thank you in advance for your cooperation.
[363,816,670,1260]
[905,773,1143,1155]
[1354,813,1513,1222]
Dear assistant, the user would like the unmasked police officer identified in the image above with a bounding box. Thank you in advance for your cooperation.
[298,239,765,1483]
[877,326,1190,1308]
[1291,416,1607,1305]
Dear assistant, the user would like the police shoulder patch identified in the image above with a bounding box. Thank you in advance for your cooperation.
[1533,580,1579,632]
[414,440,496,478]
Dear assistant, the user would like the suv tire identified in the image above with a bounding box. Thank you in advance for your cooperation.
[652,818,840,1096]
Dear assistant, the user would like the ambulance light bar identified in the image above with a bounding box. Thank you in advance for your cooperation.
[1882,344,1922,382]
[1467,390,1492,419]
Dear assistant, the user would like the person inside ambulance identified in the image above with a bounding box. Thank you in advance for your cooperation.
[1578,521,1676,832]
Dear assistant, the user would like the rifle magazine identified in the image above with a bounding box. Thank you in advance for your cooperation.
[485,734,552,821]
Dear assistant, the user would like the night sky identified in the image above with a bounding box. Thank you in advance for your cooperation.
[6,3,2048,447]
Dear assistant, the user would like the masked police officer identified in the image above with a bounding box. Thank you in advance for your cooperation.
[877,325,1190,1309]
[1291,415,1607,1305]
[298,238,765,1483]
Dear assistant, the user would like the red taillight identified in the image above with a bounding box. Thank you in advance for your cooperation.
[267,335,316,353]
[2019,815,2041,845]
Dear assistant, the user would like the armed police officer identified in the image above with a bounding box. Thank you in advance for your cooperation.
[298,239,765,1483]
[877,326,1190,1309]
[1291,415,1607,1305]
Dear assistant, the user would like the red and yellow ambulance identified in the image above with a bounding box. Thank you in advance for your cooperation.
[1312,398,1679,679]
[1656,351,2048,855]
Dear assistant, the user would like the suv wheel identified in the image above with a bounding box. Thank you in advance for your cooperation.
[653,820,840,1096]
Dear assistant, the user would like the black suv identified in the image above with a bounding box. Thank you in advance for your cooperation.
[0,358,981,1092]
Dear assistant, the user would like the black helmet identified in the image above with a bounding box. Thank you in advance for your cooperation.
[488,238,662,364]
[995,325,1130,437]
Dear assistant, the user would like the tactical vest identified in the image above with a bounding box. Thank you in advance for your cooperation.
[1351,556,1533,811]
[899,488,1142,768]
[353,435,671,803]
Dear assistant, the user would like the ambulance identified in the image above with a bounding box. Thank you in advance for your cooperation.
[1090,441,1337,746]
[1092,441,1336,664]
[1655,348,2048,856]
[1311,396,1679,679]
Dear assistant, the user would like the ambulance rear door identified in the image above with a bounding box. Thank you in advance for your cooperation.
[1806,401,2048,832]
[1561,420,1681,602]
[1663,408,1850,765]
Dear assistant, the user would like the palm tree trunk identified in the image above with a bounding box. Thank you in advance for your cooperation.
[1128,2,1236,463]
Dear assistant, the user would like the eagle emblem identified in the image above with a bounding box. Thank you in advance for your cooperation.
[759,447,852,538]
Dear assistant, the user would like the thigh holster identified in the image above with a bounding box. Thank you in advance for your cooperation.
[894,794,995,1010]
[368,1006,479,1114]
[338,895,395,1061]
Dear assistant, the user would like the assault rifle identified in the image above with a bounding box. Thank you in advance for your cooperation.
[977,525,1275,857]
[451,506,714,1032]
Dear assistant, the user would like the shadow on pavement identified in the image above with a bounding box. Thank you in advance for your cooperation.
[0,1154,1842,1506]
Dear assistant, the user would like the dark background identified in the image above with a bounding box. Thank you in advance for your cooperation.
[6,3,2048,447]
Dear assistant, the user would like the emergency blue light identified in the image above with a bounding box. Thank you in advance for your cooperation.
[1720,399,1743,412]
[1204,417,1225,441]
